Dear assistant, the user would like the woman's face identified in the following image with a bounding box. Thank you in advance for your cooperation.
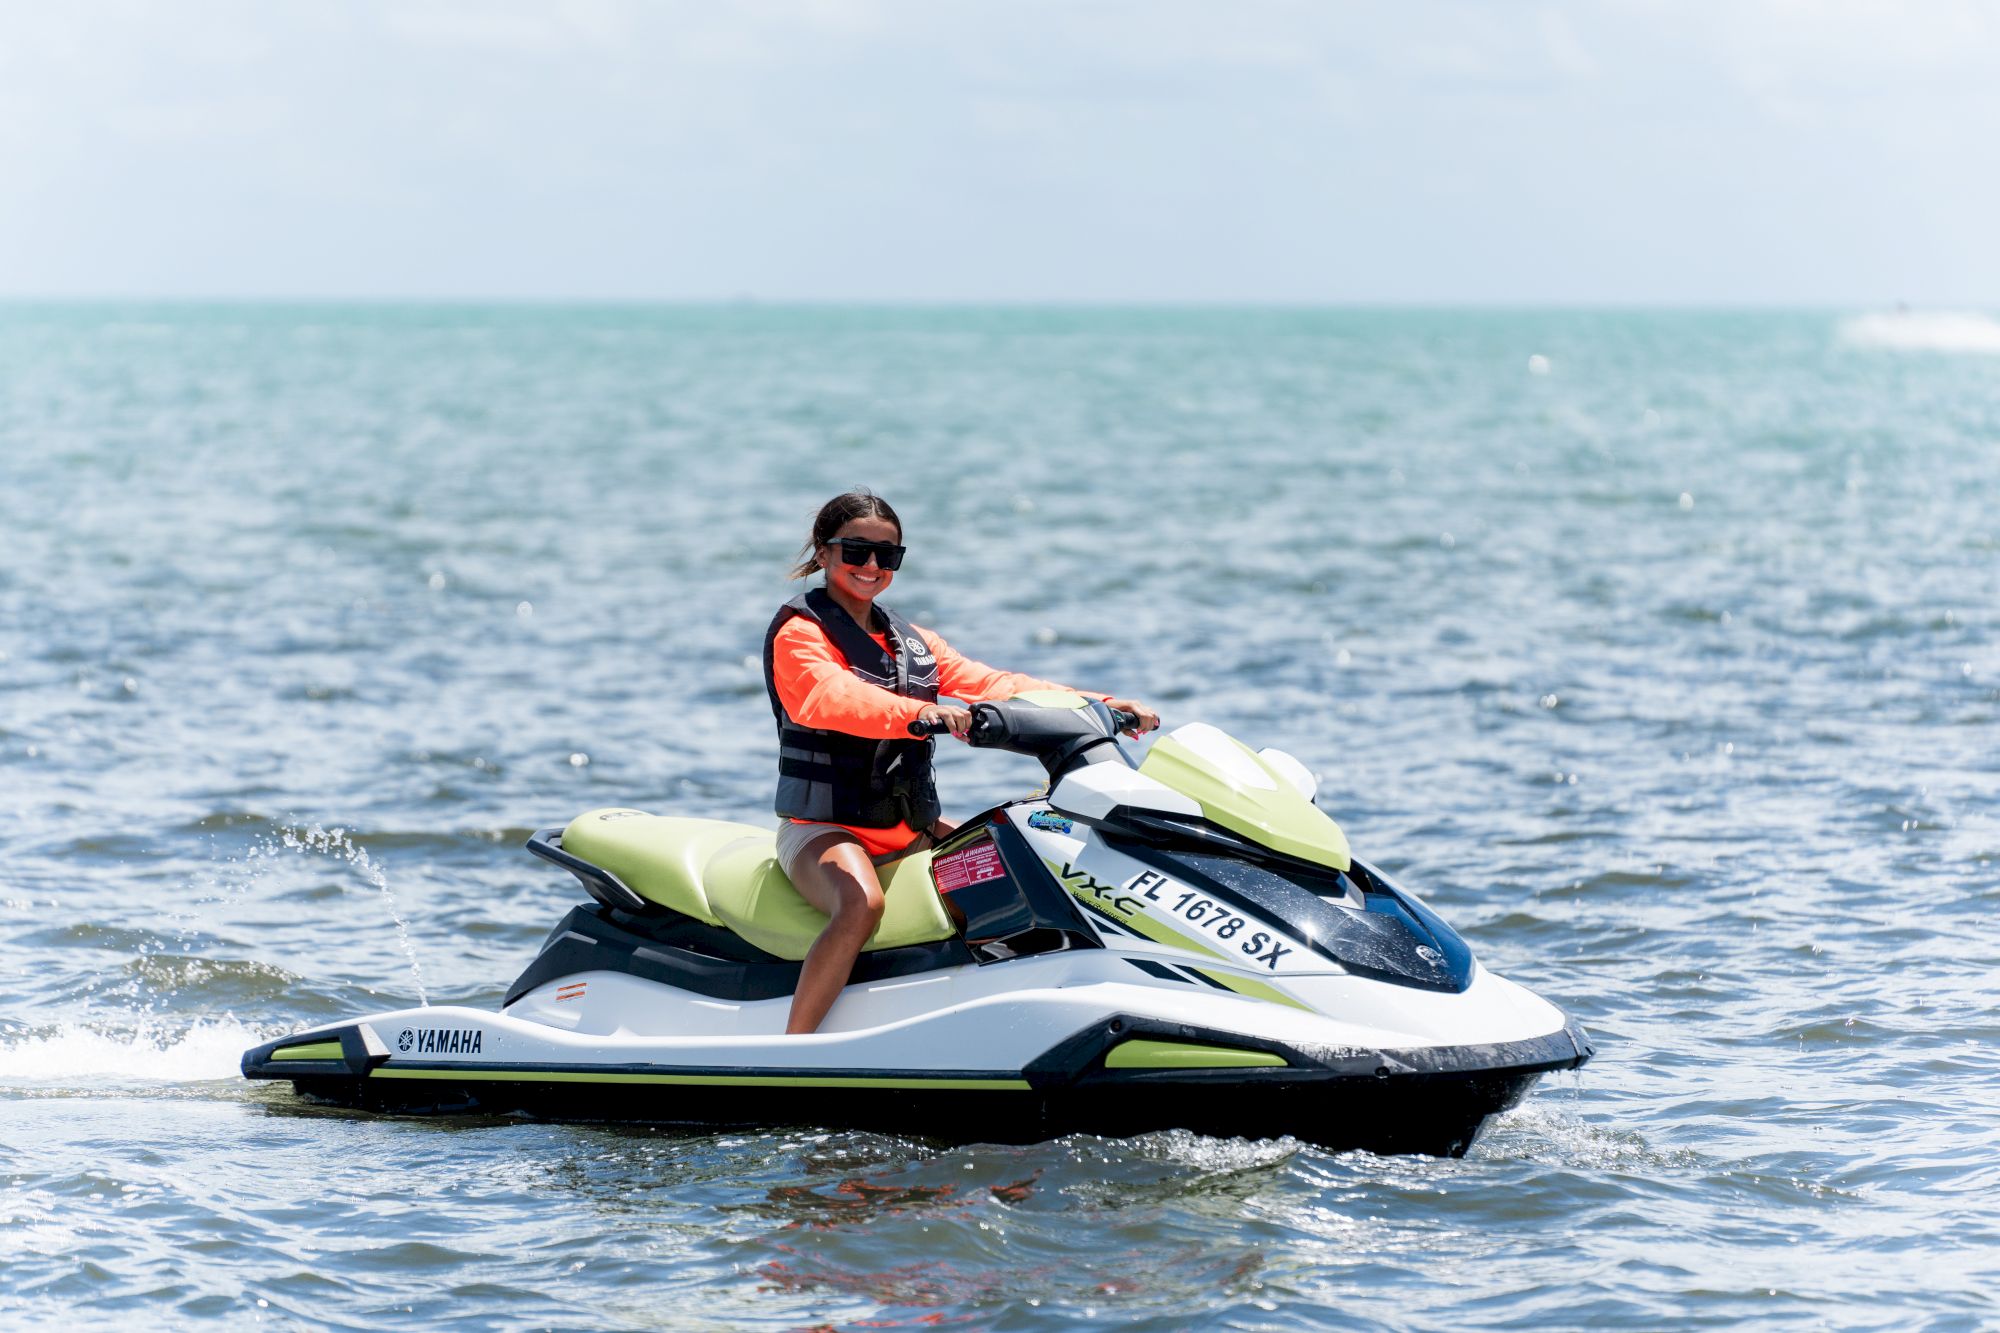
[820,515,902,605]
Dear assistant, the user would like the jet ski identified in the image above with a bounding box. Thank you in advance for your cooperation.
[243,694,1592,1157]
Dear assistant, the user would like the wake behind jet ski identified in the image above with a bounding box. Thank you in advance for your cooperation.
[244,694,1592,1157]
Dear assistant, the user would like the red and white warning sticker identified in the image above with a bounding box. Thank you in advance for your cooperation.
[932,840,1007,893]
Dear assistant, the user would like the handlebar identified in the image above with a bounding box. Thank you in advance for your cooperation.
[907,705,1142,739]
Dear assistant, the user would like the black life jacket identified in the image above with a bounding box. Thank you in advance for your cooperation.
[762,588,941,830]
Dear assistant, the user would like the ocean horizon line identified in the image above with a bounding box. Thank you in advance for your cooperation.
[0,294,1982,314]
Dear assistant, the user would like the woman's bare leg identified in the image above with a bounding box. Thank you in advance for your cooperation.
[784,832,886,1035]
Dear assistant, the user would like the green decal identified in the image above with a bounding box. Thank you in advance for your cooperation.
[372,1068,1031,1090]
[1105,1039,1288,1070]
[1138,731,1351,872]
[1191,968,1314,1012]
[271,1041,344,1062]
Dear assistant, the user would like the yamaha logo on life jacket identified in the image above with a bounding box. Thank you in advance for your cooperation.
[902,633,935,666]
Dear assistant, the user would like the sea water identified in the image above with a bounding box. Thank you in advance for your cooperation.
[2,304,1996,1329]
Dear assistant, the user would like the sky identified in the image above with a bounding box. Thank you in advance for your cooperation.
[3,0,1997,304]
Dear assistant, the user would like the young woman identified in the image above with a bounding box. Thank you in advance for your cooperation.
[763,490,1158,1034]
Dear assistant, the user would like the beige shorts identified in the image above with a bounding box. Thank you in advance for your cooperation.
[774,821,931,881]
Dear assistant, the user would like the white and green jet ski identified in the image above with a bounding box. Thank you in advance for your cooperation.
[244,694,1591,1157]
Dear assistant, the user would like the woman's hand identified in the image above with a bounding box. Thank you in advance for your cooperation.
[1103,698,1160,735]
[915,703,974,739]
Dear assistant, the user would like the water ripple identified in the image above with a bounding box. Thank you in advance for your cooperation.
[3,305,1996,1329]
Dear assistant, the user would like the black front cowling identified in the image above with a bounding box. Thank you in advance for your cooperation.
[1107,840,1477,993]
[1344,859,1476,990]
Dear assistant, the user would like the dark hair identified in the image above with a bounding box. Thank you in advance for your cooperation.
[789,489,903,579]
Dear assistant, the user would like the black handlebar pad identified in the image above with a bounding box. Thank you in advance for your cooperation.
[908,705,1142,739]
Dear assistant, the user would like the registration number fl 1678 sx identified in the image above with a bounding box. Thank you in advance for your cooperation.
[1057,863,1298,971]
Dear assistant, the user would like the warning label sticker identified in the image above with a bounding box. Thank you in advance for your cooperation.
[932,839,1007,893]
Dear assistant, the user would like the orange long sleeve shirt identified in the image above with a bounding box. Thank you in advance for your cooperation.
[770,617,1104,856]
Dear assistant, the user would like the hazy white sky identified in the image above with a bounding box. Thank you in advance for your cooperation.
[4,0,1997,303]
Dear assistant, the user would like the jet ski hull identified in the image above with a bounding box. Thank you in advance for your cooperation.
[244,1016,1590,1158]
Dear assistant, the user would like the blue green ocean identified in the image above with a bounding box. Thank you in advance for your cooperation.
[2,304,1996,1329]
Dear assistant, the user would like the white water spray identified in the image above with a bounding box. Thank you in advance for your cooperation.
[275,823,430,1005]
[0,1015,267,1083]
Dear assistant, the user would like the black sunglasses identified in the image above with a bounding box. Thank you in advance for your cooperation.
[831,537,906,571]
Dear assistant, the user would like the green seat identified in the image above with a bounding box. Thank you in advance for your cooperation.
[561,810,746,925]
[560,808,956,962]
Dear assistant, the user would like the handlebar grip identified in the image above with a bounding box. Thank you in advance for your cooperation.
[906,717,953,738]
[1108,707,1141,733]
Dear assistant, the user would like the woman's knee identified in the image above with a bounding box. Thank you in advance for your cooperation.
[830,877,885,929]
[807,845,884,930]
